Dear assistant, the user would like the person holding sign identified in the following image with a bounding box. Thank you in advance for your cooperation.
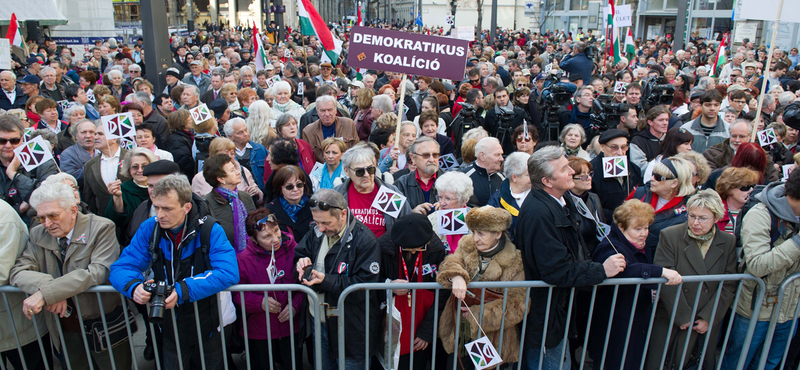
[627,157,696,255]
[104,148,158,245]
[335,144,411,238]
[437,206,527,368]
[516,146,626,370]
[235,209,304,370]
[590,129,643,220]
[589,199,682,370]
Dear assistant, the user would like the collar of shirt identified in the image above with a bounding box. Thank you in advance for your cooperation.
[548,193,566,207]
[235,142,252,157]
[193,75,203,85]
[327,220,348,247]
[415,170,437,192]
[43,120,61,134]
[102,147,121,161]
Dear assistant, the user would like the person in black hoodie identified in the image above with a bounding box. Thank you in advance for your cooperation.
[378,213,448,370]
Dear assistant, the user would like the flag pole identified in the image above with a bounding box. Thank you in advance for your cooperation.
[392,74,408,169]
[751,0,785,142]
[301,36,310,78]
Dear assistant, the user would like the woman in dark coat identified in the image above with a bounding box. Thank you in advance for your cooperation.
[265,165,313,243]
[590,199,682,370]
[567,156,606,254]
[165,110,196,178]
[378,213,448,370]
[418,110,455,157]
[202,154,257,253]
[645,190,737,370]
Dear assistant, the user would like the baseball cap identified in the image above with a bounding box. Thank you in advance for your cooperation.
[25,56,41,65]
[20,75,40,85]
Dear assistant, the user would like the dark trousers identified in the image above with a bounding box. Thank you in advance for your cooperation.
[1,334,53,370]
[247,334,304,369]
[163,329,223,370]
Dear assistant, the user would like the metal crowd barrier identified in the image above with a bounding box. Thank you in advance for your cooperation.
[0,284,322,370]
[0,275,781,370]
[761,272,800,370]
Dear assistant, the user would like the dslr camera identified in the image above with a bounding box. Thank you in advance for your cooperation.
[143,281,174,323]
[641,76,675,111]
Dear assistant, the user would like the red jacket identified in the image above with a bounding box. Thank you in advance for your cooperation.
[262,137,316,185]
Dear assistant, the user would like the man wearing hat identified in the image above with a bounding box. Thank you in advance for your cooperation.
[378,213,447,368]
[163,67,185,95]
[182,60,211,95]
[19,56,42,79]
[590,129,643,220]
[208,98,231,126]
[314,62,336,86]
[678,90,704,122]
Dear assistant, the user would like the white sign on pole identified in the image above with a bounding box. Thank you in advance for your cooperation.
[455,26,474,41]
[739,0,799,22]
[0,39,10,70]
[734,22,758,43]
[614,5,633,27]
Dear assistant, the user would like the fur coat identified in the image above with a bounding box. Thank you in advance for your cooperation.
[436,234,527,363]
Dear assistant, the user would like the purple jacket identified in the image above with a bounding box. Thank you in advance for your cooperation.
[233,232,304,340]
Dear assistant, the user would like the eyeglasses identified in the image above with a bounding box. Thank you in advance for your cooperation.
[308,199,343,211]
[130,164,146,172]
[436,195,457,203]
[255,214,278,231]
[739,184,755,192]
[34,209,67,224]
[517,136,532,143]
[350,165,376,177]
[573,172,593,181]
[0,137,22,146]
[688,214,713,223]
[414,152,440,159]
[652,173,676,182]
[606,144,629,152]
[283,182,305,191]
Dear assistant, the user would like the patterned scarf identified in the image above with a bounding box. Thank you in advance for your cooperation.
[274,100,300,113]
[688,227,716,258]
[215,187,247,253]
[563,143,580,157]
[280,196,308,223]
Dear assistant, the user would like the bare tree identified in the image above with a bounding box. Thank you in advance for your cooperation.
[539,0,564,34]
[476,0,484,40]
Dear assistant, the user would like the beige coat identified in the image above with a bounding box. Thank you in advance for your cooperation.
[301,116,359,163]
[0,201,46,352]
[436,234,527,363]
[9,212,122,349]
[738,203,800,323]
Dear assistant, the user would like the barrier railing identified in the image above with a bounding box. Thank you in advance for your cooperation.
[0,275,779,370]
[761,272,800,370]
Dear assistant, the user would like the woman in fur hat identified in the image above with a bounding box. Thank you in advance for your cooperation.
[437,206,527,368]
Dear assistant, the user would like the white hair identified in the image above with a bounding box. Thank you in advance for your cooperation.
[273,80,292,94]
[240,66,253,75]
[371,95,393,114]
[30,181,76,211]
[246,100,273,144]
[434,171,474,205]
[223,117,247,137]
[316,95,336,107]
[108,69,123,79]
[474,137,500,157]
[779,91,796,106]
[504,152,530,178]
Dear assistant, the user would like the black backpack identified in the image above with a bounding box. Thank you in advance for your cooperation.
[733,184,798,273]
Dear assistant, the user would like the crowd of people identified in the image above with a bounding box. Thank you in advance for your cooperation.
[2,17,800,370]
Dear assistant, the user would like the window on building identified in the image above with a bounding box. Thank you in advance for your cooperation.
[113,0,141,23]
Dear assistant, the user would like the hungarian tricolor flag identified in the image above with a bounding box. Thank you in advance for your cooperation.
[624,28,635,59]
[252,22,270,76]
[605,0,621,64]
[6,13,26,53]
[357,1,363,26]
[297,0,343,65]
[710,34,728,78]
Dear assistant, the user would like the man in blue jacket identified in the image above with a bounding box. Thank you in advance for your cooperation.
[110,174,239,370]
[559,41,594,85]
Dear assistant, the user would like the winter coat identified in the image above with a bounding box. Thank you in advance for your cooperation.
[293,214,381,360]
[487,179,525,242]
[462,162,506,207]
[234,233,304,339]
[0,87,27,110]
[266,197,314,244]
[354,108,374,142]
[737,183,800,323]
[515,189,606,349]
[166,130,196,178]
[589,223,663,370]
[436,234,527,363]
[681,117,730,154]
[203,189,257,247]
[394,169,444,213]
[81,148,131,215]
[0,201,47,352]
[645,223,737,370]
[630,130,662,171]
[590,153,643,220]
[10,213,123,349]
[702,139,780,183]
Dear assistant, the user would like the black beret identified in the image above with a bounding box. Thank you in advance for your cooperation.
[784,102,800,131]
[598,129,630,144]
[391,213,433,249]
[208,98,229,119]
[142,160,180,176]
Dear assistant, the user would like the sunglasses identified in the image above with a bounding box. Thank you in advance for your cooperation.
[653,173,676,182]
[350,165,376,177]
[309,199,343,211]
[414,152,440,159]
[283,182,305,191]
[0,137,22,146]
[517,136,532,143]
[255,214,278,231]
[739,184,755,192]
[34,209,66,224]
